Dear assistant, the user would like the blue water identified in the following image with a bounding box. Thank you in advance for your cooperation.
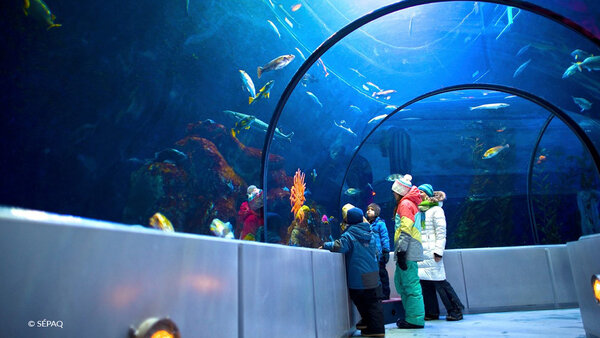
[2,0,600,248]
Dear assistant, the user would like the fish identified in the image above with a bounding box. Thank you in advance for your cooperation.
[572,97,592,112]
[301,73,317,87]
[562,62,582,79]
[368,114,387,124]
[372,89,396,98]
[350,68,366,78]
[306,91,323,108]
[469,103,510,110]
[23,0,62,30]
[516,44,530,56]
[349,105,362,114]
[149,212,174,232]
[344,188,361,196]
[291,3,302,11]
[154,148,188,165]
[249,80,275,104]
[496,126,506,132]
[513,59,531,78]
[536,155,547,164]
[257,54,295,78]
[310,169,317,182]
[321,215,329,223]
[239,70,256,99]
[386,174,403,182]
[210,218,234,239]
[317,58,329,77]
[334,120,357,137]
[284,17,293,28]
[366,82,382,92]
[580,56,600,71]
[222,110,294,142]
[282,187,290,192]
[231,115,256,137]
[482,144,510,159]
[267,20,280,39]
[295,47,306,60]
[571,49,590,61]
[186,0,189,15]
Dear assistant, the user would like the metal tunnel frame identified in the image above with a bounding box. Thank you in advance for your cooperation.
[260,0,600,239]
[339,84,600,245]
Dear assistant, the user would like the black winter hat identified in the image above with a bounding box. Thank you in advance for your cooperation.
[346,208,364,225]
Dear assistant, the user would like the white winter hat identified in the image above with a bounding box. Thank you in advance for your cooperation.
[391,174,412,196]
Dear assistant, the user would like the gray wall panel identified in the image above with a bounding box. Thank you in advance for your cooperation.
[440,250,467,313]
[312,250,351,338]
[567,235,600,337]
[461,246,555,310]
[545,246,578,306]
[0,210,239,338]
[240,243,316,338]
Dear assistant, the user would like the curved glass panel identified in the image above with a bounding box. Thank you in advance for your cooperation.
[342,90,555,248]
[3,0,600,247]
[531,118,600,243]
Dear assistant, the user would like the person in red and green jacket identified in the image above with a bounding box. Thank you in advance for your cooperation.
[391,174,425,329]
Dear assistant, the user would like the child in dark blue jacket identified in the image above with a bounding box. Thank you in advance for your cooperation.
[323,207,385,337]
[366,203,391,300]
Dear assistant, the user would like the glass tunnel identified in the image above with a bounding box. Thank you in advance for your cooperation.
[2,0,600,250]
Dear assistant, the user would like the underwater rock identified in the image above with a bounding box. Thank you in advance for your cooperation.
[183,119,284,180]
[176,136,247,198]
[122,162,191,232]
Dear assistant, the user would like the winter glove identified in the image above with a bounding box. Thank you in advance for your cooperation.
[381,251,390,264]
[396,250,407,271]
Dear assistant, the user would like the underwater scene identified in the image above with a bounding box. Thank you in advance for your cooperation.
[2,0,600,249]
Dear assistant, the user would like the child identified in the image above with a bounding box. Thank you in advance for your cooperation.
[322,207,384,337]
[391,174,425,329]
[417,184,464,321]
[366,203,391,300]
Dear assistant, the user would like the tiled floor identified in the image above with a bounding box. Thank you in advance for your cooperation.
[352,308,585,337]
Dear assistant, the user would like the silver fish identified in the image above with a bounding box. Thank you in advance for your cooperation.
[223,110,294,142]
[562,63,582,79]
[257,54,295,78]
[580,55,600,71]
[239,70,256,98]
[368,114,387,124]
[469,103,509,110]
[513,59,531,78]
[267,20,280,38]
[306,91,323,108]
[573,97,592,112]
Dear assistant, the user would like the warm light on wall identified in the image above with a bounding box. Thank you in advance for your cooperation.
[593,275,600,304]
[129,317,180,338]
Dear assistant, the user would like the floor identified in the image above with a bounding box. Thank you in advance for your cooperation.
[352,308,586,337]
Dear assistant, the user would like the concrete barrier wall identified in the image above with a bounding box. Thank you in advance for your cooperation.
[0,208,352,338]
[567,234,600,337]
[0,207,585,337]
[385,245,578,313]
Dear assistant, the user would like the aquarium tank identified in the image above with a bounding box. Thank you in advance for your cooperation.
[2,0,600,250]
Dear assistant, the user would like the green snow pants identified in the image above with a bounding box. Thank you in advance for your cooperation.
[394,260,425,326]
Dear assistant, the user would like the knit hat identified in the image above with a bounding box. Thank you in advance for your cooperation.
[248,187,263,210]
[391,174,412,196]
[418,184,434,197]
[367,203,381,217]
[341,203,355,222]
[346,208,364,225]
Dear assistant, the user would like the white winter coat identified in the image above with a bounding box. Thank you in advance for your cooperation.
[417,203,447,281]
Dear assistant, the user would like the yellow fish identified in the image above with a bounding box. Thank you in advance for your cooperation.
[482,144,510,159]
[149,212,174,232]
[23,0,62,30]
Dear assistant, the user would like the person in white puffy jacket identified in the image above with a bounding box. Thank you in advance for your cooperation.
[416,184,465,321]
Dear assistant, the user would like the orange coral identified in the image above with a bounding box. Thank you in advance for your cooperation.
[290,169,306,217]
